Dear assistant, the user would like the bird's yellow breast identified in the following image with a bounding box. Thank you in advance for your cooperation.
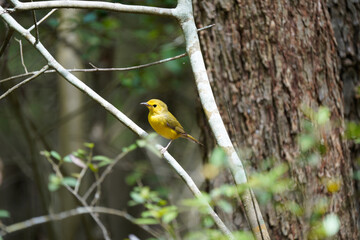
[148,113,180,140]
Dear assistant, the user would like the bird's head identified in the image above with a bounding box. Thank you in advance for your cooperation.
[141,99,168,114]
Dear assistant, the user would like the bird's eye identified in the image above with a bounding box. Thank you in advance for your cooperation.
[153,104,157,107]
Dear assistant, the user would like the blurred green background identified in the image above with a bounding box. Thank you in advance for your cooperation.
[0,0,206,239]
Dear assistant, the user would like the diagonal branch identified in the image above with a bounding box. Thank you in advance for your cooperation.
[28,9,57,32]
[1,206,161,238]
[0,25,14,58]
[0,53,187,83]
[14,38,28,73]
[0,65,49,100]
[10,1,175,17]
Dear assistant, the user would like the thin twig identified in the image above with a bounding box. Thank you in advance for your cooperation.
[74,148,93,194]
[30,0,39,44]
[90,172,101,206]
[0,26,14,58]
[74,165,88,194]
[28,9,58,32]
[0,65,49,100]
[197,24,215,32]
[1,207,161,238]
[0,53,187,83]
[15,38,28,73]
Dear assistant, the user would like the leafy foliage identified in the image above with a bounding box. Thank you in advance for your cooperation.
[129,186,178,238]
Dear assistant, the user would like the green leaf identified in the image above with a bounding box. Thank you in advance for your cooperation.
[48,174,62,191]
[285,201,303,216]
[126,170,143,186]
[217,200,233,213]
[209,147,227,167]
[134,218,158,225]
[233,231,255,240]
[136,139,147,148]
[40,150,50,158]
[63,155,72,163]
[162,211,178,223]
[316,107,330,125]
[88,163,99,173]
[130,192,145,204]
[211,184,237,198]
[122,143,137,153]
[141,210,157,218]
[84,142,95,149]
[50,151,61,161]
[299,134,316,152]
[62,177,78,187]
[346,121,360,140]
[73,149,87,159]
[92,155,111,162]
[0,210,10,218]
[93,155,112,167]
[203,216,214,228]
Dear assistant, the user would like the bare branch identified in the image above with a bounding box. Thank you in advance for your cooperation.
[74,165,88,194]
[0,53,187,83]
[197,24,215,31]
[2,206,161,238]
[0,65,49,100]
[28,8,57,32]
[89,172,101,206]
[0,26,14,58]
[30,0,39,43]
[14,38,28,73]
[12,1,175,17]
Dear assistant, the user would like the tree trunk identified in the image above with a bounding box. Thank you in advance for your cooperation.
[194,1,358,239]
[56,9,86,240]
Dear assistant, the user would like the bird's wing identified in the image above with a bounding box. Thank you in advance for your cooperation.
[165,113,186,135]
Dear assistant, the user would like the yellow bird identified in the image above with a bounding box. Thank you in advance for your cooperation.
[141,99,202,153]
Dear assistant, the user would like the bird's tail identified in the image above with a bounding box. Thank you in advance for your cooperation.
[181,133,203,146]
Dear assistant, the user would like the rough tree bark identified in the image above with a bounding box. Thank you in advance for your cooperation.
[194,1,358,239]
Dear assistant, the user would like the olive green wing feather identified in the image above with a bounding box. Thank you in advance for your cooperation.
[165,113,202,145]
[164,113,186,134]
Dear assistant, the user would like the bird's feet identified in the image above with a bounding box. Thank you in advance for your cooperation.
[160,147,167,155]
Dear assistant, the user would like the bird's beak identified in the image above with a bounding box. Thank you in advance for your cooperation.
[140,102,151,107]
